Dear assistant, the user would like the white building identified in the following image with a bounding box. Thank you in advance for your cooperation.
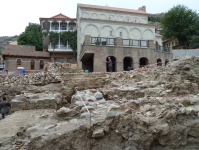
[40,13,77,64]
[76,4,164,69]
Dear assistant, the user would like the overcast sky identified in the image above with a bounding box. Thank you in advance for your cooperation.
[0,0,199,37]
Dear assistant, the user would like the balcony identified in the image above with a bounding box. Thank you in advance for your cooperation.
[48,45,72,52]
[156,45,170,53]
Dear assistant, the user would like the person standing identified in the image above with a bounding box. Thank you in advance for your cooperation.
[106,57,112,72]
[0,97,11,119]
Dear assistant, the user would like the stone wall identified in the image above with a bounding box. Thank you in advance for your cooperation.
[80,36,173,72]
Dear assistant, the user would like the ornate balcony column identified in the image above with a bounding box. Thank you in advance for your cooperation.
[58,21,61,31]
[66,21,70,31]
[49,21,53,31]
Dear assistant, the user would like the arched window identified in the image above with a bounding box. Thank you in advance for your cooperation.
[61,25,66,30]
[70,25,73,31]
[54,25,58,30]
[30,60,35,70]
[40,60,44,69]
[17,59,21,67]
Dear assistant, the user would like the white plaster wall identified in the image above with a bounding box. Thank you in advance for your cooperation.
[156,36,163,46]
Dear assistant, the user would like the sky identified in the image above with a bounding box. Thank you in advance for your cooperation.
[0,0,199,37]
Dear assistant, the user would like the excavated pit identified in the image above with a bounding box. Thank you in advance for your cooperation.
[1,57,199,150]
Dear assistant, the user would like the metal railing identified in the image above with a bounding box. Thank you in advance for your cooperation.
[122,39,149,47]
[156,45,170,53]
[91,37,116,45]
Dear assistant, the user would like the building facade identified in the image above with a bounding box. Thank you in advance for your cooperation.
[2,44,50,73]
[40,13,77,64]
[77,4,172,72]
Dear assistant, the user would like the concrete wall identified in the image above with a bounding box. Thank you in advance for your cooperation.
[173,49,199,59]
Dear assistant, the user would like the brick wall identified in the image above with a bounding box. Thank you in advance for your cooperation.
[5,57,50,72]
[50,53,77,64]
[5,44,36,51]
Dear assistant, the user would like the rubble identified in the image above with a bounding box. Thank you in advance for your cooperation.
[1,57,199,149]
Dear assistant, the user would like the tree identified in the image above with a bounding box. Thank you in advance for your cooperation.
[17,23,43,51]
[160,5,199,46]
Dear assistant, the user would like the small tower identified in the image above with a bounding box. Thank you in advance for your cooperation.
[138,6,146,12]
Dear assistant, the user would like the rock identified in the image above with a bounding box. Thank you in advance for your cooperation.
[107,104,120,112]
[44,124,56,130]
[95,92,103,99]
[165,111,173,119]
[92,129,104,138]
[80,112,92,119]
[75,101,88,107]
[96,99,106,104]
[80,106,94,113]
[104,127,110,133]
[88,96,96,101]
[125,109,132,114]
[107,111,115,118]
[163,103,170,109]
[68,110,79,117]
[56,107,71,115]
[160,124,169,135]
[180,107,186,114]
[140,104,151,112]
[171,109,178,118]
[186,107,195,115]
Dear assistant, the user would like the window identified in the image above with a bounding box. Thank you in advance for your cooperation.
[55,58,64,63]
[40,60,44,69]
[109,17,111,20]
[110,31,112,36]
[17,59,21,67]
[61,25,66,30]
[67,58,72,63]
[30,60,35,70]
[120,32,122,37]
[70,25,73,31]
[54,25,58,30]
[127,19,129,22]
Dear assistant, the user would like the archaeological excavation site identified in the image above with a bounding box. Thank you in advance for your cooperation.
[1,56,199,150]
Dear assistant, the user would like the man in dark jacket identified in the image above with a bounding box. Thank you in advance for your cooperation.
[0,97,11,119]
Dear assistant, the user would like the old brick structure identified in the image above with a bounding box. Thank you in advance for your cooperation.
[2,44,50,73]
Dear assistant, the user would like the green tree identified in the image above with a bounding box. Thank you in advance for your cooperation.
[17,23,43,51]
[160,4,199,46]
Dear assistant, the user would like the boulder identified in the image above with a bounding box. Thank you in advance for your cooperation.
[107,111,115,118]
[92,129,104,138]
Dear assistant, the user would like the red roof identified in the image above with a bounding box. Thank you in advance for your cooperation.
[77,3,149,15]
[155,33,162,37]
[40,13,76,21]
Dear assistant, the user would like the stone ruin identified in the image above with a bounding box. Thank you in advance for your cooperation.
[1,57,199,149]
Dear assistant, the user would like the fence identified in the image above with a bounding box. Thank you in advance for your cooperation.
[91,37,116,45]
[122,39,149,47]
[156,45,170,53]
